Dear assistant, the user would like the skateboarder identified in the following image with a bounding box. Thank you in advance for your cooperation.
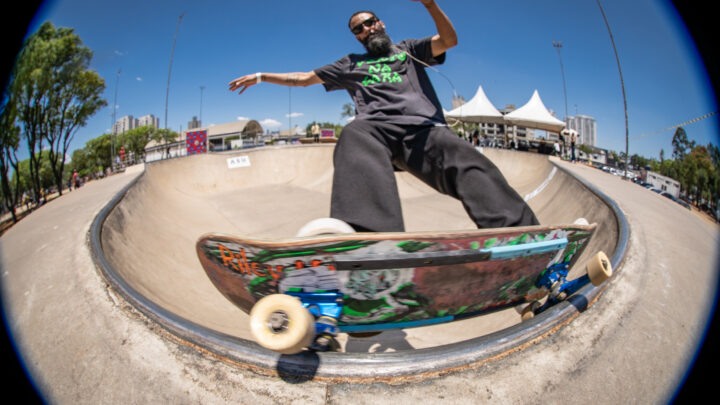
[229,0,538,232]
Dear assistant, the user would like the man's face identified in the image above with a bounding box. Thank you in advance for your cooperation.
[350,12,392,57]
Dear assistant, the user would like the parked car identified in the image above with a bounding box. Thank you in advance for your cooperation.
[677,200,692,210]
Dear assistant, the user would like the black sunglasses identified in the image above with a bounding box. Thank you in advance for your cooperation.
[351,17,378,35]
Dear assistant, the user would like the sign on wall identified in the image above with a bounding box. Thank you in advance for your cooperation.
[186,130,207,155]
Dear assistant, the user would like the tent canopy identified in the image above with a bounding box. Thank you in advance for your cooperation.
[445,86,504,124]
[503,90,566,133]
[445,87,566,133]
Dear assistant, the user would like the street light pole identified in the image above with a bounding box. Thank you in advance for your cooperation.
[164,12,185,158]
[111,68,120,171]
[552,41,569,122]
[199,85,205,126]
[596,0,630,179]
[288,87,292,136]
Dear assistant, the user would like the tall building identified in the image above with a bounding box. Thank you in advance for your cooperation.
[566,114,597,146]
[137,114,160,129]
[188,116,202,130]
[113,115,136,135]
[451,95,466,110]
[114,114,159,134]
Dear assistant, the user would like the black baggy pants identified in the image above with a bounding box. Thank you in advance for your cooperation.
[330,119,539,232]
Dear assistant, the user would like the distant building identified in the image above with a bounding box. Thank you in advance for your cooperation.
[188,116,201,130]
[113,115,135,135]
[566,114,597,146]
[641,169,681,198]
[114,114,159,134]
[451,95,466,110]
[577,145,608,166]
[137,114,160,129]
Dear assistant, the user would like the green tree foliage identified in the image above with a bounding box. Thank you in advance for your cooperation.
[117,125,156,162]
[0,95,21,221]
[5,21,106,205]
[79,133,112,175]
[12,150,55,194]
[615,127,719,213]
[340,103,354,120]
[671,127,695,161]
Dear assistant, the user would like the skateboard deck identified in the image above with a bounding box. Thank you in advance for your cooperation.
[196,223,601,337]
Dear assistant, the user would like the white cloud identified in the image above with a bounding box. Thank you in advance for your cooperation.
[136,77,142,82]
[236,116,250,121]
[260,119,282,128]
[114,50,126,56]
[286,112,304,118]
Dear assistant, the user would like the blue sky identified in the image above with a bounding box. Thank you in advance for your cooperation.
[24,0,718,161]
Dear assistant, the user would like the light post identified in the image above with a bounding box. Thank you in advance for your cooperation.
[199,85,205,126]
[596,0,630,179]
[111,68,120,170]
[164,12,185,158]
[552,41,569,122]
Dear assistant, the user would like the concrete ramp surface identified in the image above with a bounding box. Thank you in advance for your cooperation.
[98,145,621,362]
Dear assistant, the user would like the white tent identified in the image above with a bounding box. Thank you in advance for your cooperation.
[445,86,504,124]
[504,90,566,133]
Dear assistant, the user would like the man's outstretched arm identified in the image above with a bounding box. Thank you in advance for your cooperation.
[414,0,458,57]
[228,71,323,95]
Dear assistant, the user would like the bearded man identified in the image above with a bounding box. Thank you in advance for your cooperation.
[229,0,538,232]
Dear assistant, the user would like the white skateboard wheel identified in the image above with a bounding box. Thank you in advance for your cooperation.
[296,218,356,237]
[520,300,541,321]
[249,294,315,354]
[573,217,589,226]
[587,251,613,286]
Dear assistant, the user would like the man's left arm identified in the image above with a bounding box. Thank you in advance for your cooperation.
[414,0,458,57]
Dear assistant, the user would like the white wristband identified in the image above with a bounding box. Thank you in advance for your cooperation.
[255,72,262,84]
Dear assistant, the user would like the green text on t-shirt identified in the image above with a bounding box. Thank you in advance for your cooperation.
[357,51,407,87]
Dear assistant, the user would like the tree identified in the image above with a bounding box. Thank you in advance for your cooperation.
[707,143,720,169]
[11,22,52,204]
[118,125,155,163]
[84,133,112,173]
[68,147,91,177]
[151,128,179,158]
[672,127,695,161]
[11,151,55,198]
[9,21,106,201]
[0,95,21,222]
[341,103,354,120]
[631,154,652,170]
[45,54,106,196]
[684,146,716,206]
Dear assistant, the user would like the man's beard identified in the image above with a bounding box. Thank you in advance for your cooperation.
[363,31,392,57]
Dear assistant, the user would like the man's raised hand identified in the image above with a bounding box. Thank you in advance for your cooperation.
[228,74,259,95]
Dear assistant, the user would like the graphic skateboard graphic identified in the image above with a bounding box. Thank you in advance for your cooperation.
[196,219,612,354]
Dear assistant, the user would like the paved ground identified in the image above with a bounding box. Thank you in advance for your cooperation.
[1,145,717,403]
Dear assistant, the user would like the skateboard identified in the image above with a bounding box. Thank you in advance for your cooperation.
[196,219,612,354]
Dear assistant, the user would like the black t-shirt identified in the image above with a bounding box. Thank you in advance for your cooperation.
[314,36,447,126]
